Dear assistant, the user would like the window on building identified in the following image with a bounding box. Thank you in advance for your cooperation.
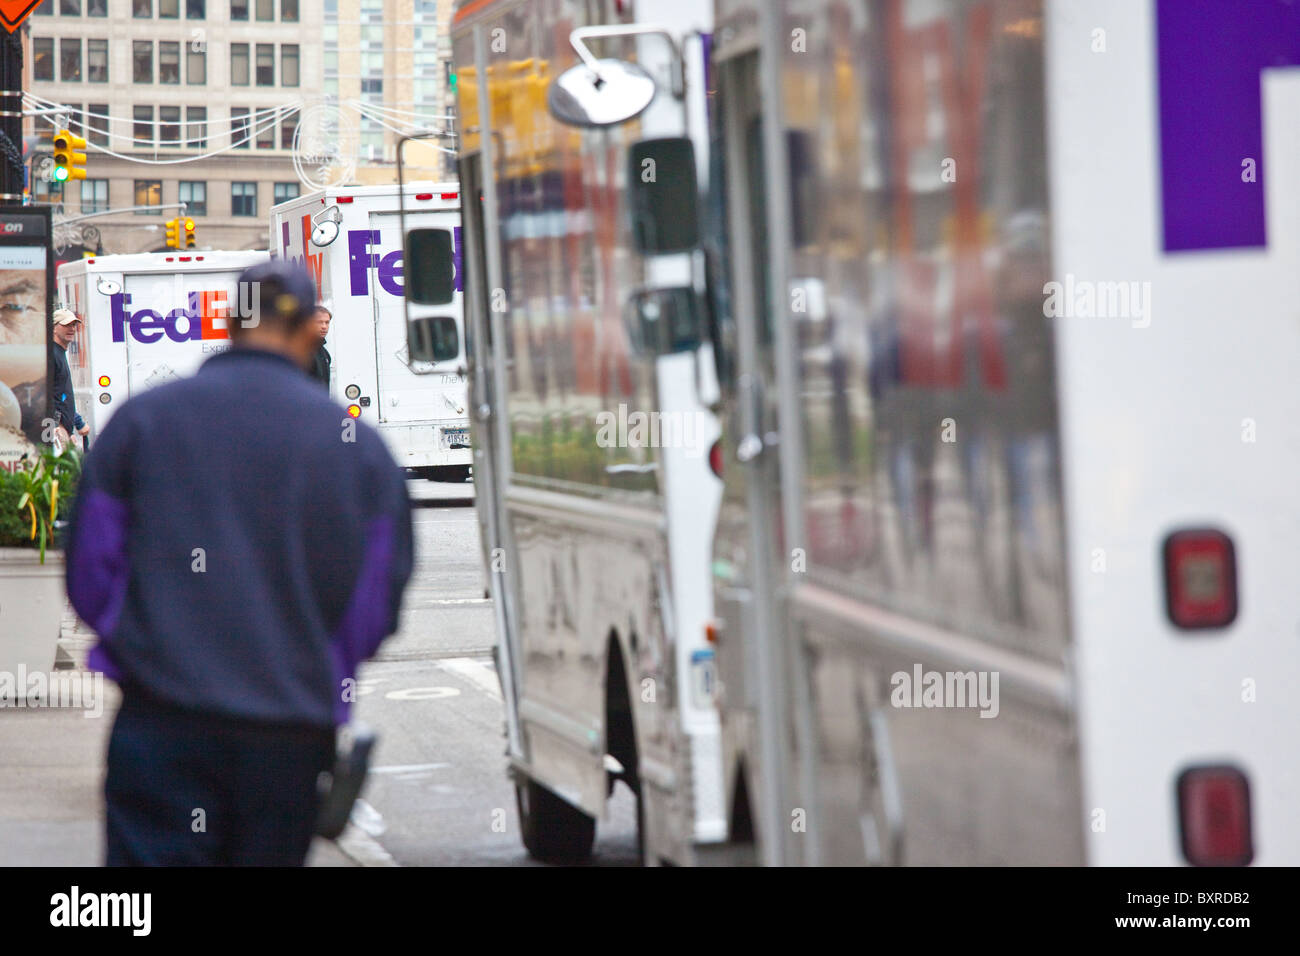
[160,105,180,146]
[60,0,81,13]
[133,0,152,15]
[282,0,297,21]
[281,45,299,87]
[187,45,206,84]
[33,39,54,81]
[89,0,107,14]
[274,182,299,205]
[179,181,207,216]
[60,39,81,82]
[256,108,274,148]
[87,105,109,146]
[160,0,178,16]
[361,78,382,95]
[133,105,153,147]
[35,1,53,15]
[231,0,247,19]
[231,107,249,148]
[255,44,273,85]
[187,0,204,15]
[231,181,257,217]
[159,41,180,83]
[230,43,249,85]
[186,106,207,148]
[135,179,162,213]
[133,41,153,83]
[255,0,272,20]
[87,39,108,82]
[81,179,109,214]
[280,115,295,149]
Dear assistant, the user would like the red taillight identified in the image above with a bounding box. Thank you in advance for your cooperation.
[1164,529,1238,629]
[708,439,723,478]
[178,256,191,262]
[415,193,433,201]
[336,196,354,204]
[440,192,458,200]
[347,404,362,418]
[1178,766,1253,866]
[97,375,110,387]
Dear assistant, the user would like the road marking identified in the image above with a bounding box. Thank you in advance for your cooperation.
[403,597,491,605]
[439,657,502,700]
[370,762,451,775]
[335,826,399,868]
[385,686,461,700]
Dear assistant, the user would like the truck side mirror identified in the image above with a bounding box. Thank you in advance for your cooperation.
[627,137,699,254]
[405,228,456,306]
[624,286,703,356]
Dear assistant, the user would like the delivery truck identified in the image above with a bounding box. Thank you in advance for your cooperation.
[56,250,270,439]
[270,183,471,481]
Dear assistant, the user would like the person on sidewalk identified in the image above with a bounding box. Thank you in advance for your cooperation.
[307,306,331,390]
[64,260,413,866]
[49,309,89,450]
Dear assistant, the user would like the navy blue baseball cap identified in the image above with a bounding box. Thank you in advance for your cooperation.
[236,259,318,329]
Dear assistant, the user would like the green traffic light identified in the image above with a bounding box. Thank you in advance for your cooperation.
[53,166,69,182]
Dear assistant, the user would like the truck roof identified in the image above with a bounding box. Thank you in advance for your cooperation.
[56,249,271,278]
[270,181,460,215]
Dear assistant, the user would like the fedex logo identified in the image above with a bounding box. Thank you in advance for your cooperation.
[279,214,325,296]
[346,226,463,297]
[111,291,232,343]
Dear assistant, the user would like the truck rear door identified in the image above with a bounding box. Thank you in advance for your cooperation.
[368,211,464,426]
[122,269,235,394]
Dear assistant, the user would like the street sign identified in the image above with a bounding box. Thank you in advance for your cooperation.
[0,1,44,33]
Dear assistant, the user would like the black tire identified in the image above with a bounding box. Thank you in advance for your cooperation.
[427,466,472,483]
[516,777,596,864]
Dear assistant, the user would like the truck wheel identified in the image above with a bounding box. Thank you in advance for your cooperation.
[516,777,595,864]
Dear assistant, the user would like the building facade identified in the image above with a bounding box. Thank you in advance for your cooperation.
[28,0,322,253]
[324,0,454,185]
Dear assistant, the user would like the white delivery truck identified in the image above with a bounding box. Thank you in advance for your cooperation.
[270,183,471,482]
[56,250,270,438]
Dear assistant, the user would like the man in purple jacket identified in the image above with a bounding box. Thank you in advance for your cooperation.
[65,260,413,866]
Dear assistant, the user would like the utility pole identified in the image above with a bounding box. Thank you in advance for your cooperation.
[0,24,23,205]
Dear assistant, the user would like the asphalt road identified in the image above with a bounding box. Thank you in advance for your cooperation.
[334,479,639,866]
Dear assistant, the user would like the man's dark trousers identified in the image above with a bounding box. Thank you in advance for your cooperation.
[105,688,335,866]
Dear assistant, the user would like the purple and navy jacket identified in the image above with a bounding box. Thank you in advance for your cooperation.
[65,347,414,727]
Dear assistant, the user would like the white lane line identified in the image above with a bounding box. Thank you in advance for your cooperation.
[335,809,399,868]
[439,657,502,700]
[404,597,491,605]
[370,762,451,774]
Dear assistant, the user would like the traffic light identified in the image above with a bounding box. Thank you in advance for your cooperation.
[52,129,87,182]
[184,218,196,248]
[164,217,180,249]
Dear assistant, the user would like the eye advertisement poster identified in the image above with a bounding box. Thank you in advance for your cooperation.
[0,208,53,473]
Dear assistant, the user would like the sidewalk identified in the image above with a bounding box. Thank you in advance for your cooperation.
[0,608,358,867]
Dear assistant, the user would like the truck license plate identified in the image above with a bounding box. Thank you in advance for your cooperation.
[442,427,469,449]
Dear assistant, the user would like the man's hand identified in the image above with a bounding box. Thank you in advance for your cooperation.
[77,424,90,437]
[54,424,71,450]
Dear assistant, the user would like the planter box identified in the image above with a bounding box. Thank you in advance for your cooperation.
[0,548,66,691]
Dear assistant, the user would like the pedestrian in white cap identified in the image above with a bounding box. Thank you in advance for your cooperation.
[49,308,88,450]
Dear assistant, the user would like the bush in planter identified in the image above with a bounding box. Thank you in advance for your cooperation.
[0,447,82,562]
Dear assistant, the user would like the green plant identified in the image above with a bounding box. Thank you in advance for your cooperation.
[0,447,81,562]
